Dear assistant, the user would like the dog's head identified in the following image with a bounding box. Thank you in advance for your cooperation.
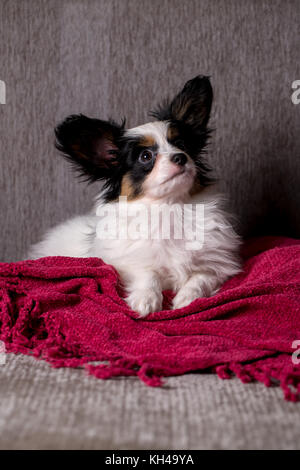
[55,75,213,202]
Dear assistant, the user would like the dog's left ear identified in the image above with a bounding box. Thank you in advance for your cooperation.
[55,114,125,183]
[150,75,213,130]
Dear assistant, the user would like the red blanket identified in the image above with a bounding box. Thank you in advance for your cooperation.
[1,237,300,401]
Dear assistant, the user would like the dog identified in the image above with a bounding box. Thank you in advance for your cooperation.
[29,75,241,316]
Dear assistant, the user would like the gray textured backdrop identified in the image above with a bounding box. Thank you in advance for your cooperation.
[0,0,299,262]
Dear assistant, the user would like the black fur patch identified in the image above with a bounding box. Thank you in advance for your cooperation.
[150,75,213,129]
[90,134,158,202]
[55,114,125,184]
[55,114,159,202]
[117,136,158,200]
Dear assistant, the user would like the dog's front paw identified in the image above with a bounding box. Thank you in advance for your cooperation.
[172,286,204,310]
[126,289,163,317]
[172,273,221,310]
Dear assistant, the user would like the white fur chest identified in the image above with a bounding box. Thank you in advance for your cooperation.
[91,189,240,291]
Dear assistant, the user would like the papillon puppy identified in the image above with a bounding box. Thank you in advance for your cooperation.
[29,76,241,316]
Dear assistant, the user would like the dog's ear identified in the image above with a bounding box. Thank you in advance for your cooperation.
[55,114,125,182]
[150,75,213,130]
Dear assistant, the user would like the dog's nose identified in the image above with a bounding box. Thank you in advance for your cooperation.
[171,153,187,166]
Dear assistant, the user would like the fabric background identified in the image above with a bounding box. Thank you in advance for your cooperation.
[0,0,299,262]
[2,354,300,450]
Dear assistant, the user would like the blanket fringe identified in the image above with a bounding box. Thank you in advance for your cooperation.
[215,359,300,402]
[86,360,162,387]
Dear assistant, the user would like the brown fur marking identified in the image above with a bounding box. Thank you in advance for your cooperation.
[120,174,142,200]
[167,125,179,142]
[139,135,156,147]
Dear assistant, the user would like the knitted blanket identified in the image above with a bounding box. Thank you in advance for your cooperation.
[1,236,300,401]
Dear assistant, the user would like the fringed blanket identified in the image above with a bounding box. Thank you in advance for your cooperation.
[1,236,300,401]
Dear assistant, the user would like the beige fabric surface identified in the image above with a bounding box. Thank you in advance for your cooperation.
[0,353,300,450]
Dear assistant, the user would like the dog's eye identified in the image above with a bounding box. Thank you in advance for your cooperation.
[174,139,186,151]
[138,150,153,163]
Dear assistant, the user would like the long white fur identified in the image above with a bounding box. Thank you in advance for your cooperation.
[29,121,241,316]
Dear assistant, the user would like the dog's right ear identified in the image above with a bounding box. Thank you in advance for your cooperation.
[150,75,213,131]
[55,114,125,183]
